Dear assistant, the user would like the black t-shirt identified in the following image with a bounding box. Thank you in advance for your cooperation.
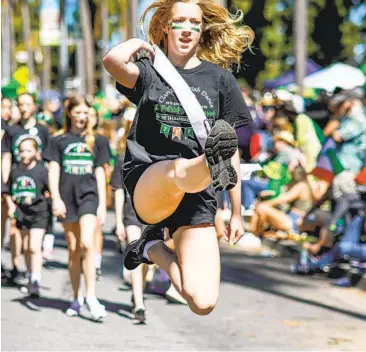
[96,134,112,165]
[3,121,51,163]
[116,57,252,163]
[50,132,111,183]
[8,162,49,214]
[1,119,9,153]
[111,153,127,193]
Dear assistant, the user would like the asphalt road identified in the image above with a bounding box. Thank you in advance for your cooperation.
[2,215,366,351]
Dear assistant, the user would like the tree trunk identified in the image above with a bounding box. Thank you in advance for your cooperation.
[294,0,308,95]
[1,0,11,83]
[21,0,35,80]
[101,0,109,91]
[80,0,95,96]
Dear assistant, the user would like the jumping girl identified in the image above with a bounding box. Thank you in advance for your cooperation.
[103,0,254,315]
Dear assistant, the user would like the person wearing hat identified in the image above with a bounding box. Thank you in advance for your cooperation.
[330,87,365,176]
[272,131,300,166]
[275,91,322,173]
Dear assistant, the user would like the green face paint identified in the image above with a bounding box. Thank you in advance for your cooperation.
[168,22,201,33]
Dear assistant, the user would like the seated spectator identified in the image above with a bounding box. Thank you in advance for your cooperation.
[251,165,313,236]
[330,88,366,176]
[291,211,366,274]
[243,131,301,210]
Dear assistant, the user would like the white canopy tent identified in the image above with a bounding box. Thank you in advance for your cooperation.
[303,63,365,92]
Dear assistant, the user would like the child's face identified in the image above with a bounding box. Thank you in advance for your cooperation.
[166,2,203,58]
[19,140,38,165]
[70,104,89,130]
[1,99,12,121]
[18,94,36,121]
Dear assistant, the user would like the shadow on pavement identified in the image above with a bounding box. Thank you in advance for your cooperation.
[11,295,136,321]
[220,249,366,322]
[12,296,70,313]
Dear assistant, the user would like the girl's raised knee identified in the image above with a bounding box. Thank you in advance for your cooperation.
[182,286,218,316]
[188,296,217,316]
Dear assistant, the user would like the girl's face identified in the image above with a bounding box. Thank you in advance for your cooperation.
[70,103,89,130]
[18,94,36,121]
[1,99,12,121]
[19,140,38,165]
[88,107,98,129]
[166,2,203,58]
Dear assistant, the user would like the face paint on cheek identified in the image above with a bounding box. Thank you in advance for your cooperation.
[169,23,184,30]
[168,22,201,33]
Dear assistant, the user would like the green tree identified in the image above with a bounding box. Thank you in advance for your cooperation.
[231,0,362,88]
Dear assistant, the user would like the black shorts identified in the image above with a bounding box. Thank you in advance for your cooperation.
[124,163,216,237]
[124,197,143,228]
[16,210,49,230]
[59,176,98,223]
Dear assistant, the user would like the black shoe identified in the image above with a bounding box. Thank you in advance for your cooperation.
[204,120,238,192]
[96,268,102,281]
[133,308,146,324]
[1,265,10,279]
[122,225,164,271]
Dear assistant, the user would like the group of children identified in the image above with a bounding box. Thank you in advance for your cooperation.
[1,93,185,323]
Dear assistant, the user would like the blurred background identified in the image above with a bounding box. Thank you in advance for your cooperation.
[1,0,365,97]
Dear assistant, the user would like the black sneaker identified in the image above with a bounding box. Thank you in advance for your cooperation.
[1,265,10,279]
[204,120,238,192]
[96,268,102,281]
[133,308,146,324]
[122,225,164,271]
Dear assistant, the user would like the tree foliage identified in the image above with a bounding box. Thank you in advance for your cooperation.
[231,0,363,87]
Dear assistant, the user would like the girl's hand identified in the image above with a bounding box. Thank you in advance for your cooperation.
[115,221,127,242]
[130,38,155,61]
[7,202,17,219]
[52,198,67,219]
[227,214,245,245]
[97,205,107,226]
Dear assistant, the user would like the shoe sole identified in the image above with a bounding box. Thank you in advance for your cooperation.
[66,309,80,317]
[205,120,238,191]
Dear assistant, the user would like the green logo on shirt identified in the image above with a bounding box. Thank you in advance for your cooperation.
[11,176,37,205]
[154,85,216,141]
[62,142,94,175]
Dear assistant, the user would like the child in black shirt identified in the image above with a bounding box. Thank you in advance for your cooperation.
[48,95,109,321]
[4,138,49,297]
[2,93,50,285]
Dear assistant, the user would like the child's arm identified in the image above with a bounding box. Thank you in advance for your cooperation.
[4,195,17,219]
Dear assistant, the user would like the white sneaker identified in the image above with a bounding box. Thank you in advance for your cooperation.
[165,285,187,305]
[86,297,107,321]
